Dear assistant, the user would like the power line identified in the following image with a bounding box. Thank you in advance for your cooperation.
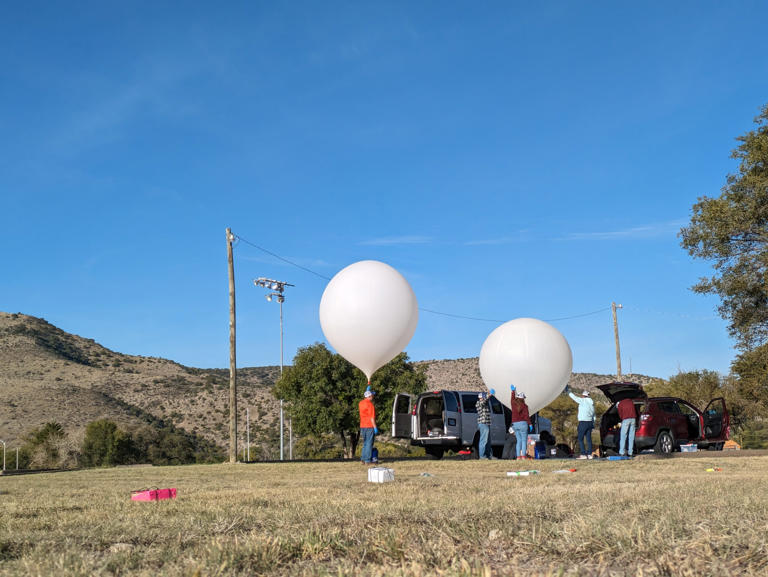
[231,231,611,324]
[233,234,332,281]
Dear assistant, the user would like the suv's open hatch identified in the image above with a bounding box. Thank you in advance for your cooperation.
[596,382,648,404]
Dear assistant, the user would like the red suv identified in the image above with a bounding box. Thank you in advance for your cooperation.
[598,382,730,454]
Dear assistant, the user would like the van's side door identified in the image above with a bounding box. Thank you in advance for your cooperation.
[391,393,413,438]
[460,393,479,445]
[442,391,461,439]
[489,397,506,444]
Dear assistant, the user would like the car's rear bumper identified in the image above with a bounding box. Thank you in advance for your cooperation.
[601,433,655,450]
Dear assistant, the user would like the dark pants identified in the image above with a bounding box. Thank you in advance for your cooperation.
[577,421,594,456]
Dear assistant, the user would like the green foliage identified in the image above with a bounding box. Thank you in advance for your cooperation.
[540,393,609,449]
[680,103,768,350]
[20,422,77,469]
[273,343,427,458]
[79,420,136,467]
[731,345,768,419]
[645,370,728,410]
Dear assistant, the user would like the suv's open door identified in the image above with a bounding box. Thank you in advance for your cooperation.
[702,397,729,442]
[391,393,413,438]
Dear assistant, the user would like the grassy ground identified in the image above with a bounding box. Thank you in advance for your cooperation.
[1,455,767,576]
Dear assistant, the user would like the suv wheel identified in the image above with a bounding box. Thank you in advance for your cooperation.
[424,447,444,460]
[654,431,674,454]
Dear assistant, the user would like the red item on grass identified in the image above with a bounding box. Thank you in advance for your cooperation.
[131,488,177,501]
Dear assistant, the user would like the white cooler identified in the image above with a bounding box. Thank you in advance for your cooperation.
[367,467,395,483]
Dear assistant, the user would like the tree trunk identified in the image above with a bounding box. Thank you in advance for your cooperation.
[349,430,360,459]
[340,431,350,459]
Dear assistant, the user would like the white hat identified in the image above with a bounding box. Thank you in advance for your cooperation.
[515,391,526,399]
[582,390,590,397]
[364,390,373,398]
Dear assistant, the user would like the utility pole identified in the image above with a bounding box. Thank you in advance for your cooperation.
[612,302,623,381]
[226,228,238,464]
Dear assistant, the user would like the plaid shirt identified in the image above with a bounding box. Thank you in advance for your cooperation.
[476,395,491,425]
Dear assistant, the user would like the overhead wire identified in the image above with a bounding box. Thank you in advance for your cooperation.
[232,231,611,324]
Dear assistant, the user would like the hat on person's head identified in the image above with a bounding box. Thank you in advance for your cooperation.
[581,390,590,397]
[515,391,526,399]
[364,390,374,398]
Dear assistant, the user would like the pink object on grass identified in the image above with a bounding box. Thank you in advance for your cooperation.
[131,488,177,501]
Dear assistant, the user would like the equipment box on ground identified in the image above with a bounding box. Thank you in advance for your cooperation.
[368,467,395,483]
[680,444,698,452]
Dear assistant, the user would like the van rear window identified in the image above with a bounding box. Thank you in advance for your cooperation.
[444,391,458,412]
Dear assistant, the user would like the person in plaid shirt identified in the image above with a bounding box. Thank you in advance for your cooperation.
[476,391,493,459]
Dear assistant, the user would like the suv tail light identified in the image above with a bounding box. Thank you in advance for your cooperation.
[411,405,417,416]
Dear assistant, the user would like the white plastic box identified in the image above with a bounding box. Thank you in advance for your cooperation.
[680,444,698,452]
[368,467,395,483]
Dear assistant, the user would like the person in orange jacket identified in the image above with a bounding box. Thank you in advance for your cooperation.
[359,389,378,464]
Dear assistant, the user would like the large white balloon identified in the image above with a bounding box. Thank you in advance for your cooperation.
[479,318,572,414]
[319,260,418,382]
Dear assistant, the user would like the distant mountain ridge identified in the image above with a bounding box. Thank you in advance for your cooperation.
[0,312,655,450]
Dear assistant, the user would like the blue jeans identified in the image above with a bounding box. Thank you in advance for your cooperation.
[577,421,594,456]
[512,421,529,458]
[619,418,636,456]
[477,423,491,458]
[360,428,375,462]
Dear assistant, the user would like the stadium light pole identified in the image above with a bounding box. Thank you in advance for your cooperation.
[254,277,294,460]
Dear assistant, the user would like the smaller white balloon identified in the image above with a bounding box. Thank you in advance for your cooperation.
[479,318,572,414]
[319,260,418,382]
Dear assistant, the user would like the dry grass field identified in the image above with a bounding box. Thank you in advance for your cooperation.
[1,455,767,576]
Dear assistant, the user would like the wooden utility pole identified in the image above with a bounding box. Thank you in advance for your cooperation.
[612,302,623,381]
[226,228,238,463]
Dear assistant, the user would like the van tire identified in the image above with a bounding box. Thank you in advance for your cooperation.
[654,431,674,454]
[424,447,444,460]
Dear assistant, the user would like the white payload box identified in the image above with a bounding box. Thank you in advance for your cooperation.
[367,467,395,483]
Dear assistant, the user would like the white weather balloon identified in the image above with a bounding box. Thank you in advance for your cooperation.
[319,260,418,382]
[479,318,572,414]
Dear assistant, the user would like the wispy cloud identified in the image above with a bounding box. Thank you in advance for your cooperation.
[558,220,686,241]
[359,235,433,246]
[464,233,529,246]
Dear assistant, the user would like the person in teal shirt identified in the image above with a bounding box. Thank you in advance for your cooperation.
[566,385,596,459]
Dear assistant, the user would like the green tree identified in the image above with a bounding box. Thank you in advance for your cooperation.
[80,419,135,467]
[273,343,426,458]
[644,370,727,410]
[21,422,77,469]
[680,103,768,350]
[730,345,768,420]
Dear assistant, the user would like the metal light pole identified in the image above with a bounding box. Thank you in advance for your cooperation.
[612,302,623,381]
[254,277,294,461]
[1,440,5,471]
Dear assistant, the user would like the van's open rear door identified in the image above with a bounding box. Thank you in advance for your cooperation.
[391,393,413,438]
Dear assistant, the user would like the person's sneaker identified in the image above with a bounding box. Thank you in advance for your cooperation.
[578,454,588,460]
[587,454,594,460]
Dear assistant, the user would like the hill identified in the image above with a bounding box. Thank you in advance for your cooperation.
[0,312,655,455]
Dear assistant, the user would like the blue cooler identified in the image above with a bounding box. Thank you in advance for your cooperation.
[534,441,547,459]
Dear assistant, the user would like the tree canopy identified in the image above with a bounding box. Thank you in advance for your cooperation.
[680,104,768,350]
[273,343,427,458]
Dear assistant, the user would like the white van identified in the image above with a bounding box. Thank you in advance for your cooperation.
[391,390,550,459]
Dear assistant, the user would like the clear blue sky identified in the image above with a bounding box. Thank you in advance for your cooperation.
[2,2,766,379]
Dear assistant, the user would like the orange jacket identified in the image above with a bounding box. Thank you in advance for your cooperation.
[359,398,376,429]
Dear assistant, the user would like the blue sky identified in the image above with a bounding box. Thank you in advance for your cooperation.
[2,2,766,379]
